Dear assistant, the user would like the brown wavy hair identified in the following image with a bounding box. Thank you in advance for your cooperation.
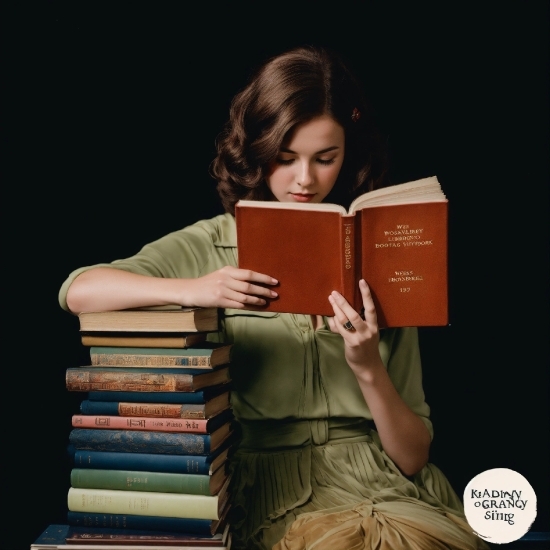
[210,45,390,215]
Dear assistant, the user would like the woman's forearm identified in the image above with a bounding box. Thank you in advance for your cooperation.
[355,364,431,476]
[66,267,191,314]
[66,266,280,314]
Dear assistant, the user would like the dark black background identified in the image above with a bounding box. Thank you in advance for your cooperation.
[5,3,548,549]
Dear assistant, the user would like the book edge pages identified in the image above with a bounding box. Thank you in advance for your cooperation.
[236,176,444,216]
[349,176,444,212]
[236,199,346,214]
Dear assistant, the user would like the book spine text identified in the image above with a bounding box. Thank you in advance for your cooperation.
[72,414,212,433]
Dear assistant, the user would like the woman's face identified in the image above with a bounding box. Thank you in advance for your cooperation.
[266,115,345,204]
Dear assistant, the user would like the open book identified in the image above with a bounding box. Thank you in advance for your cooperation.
[235,176,448,327]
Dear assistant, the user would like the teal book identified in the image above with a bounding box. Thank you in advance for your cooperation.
[86,382,231,403]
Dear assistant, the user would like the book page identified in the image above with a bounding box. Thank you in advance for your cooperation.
[237,177,445,216]
[237,199,347,214]
[349,176,446,213]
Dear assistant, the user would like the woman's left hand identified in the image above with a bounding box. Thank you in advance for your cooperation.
[327,279,382,372]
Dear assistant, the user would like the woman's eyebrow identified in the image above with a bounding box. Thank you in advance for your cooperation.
[280,146,340,155]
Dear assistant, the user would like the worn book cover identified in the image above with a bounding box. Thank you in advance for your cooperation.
[89,342,232,368]
[68,422,234,455]
[66,366,230,393]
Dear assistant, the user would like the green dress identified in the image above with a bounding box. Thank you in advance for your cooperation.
[59,213,487,550]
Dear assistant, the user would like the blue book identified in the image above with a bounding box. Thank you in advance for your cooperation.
[66,509,228,535]
[68,441,232,474]
[31,523,229,545]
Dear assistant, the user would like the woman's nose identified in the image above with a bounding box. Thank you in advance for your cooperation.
[297,161,314,187]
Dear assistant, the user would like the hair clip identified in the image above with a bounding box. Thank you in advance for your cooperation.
[351,107,361,122]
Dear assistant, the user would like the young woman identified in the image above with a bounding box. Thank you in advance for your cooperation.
[59,46,488,550]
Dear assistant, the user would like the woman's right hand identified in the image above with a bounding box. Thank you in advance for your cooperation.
[183,266,278,309]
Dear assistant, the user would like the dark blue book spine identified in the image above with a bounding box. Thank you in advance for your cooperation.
[80,400,120,415]
[66,511,217,535]
[32,524,70,545]
[87,390,210,403]
[70,449,215,474]
[69,428,212,455]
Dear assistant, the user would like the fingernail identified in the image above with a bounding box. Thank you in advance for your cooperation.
[270,290,278,297]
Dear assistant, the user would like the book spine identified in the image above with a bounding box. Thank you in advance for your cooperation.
[90,353,213,367]
[80,400,208,418]
[66,511,217,535]
[87,390,210,403]
[81,334,206,348]
[65,530,226,545]
[69,428,212,455]
[70,468,216,495]
[72,414,212,433]
[341,215,357,306]
[67,487,222,520]
[80,400,120,415]
[66,370,196,392]
[71,449,213,474]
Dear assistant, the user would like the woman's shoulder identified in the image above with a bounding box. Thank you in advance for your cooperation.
[171,212,236,247]
[196,212,236,245]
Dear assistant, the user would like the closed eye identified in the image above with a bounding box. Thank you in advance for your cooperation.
[275,158,294,165]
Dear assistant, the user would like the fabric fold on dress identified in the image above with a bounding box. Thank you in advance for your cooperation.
[228,419,487,550]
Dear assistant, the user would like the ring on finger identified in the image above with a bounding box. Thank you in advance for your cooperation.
[343,319,355,331]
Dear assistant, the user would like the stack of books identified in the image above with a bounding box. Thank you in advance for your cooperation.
[35,307,235,549]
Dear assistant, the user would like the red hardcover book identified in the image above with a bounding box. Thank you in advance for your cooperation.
[72,408,233,433]
[236,176,448,327]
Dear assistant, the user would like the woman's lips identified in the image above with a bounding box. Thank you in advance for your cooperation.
[290,193,315,202]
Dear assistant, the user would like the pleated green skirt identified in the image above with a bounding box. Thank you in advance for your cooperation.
[228,418,488,550]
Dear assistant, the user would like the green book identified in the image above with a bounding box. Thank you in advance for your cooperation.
[71,465,229,496]
[90,343,232,368]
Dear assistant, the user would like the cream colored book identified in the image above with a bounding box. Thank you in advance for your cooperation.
[67,476,230,520]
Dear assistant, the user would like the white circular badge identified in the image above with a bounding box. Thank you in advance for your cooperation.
[463,468,537,544]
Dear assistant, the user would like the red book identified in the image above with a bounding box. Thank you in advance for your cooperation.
[236,176,448,327]
[72,409,233,434]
